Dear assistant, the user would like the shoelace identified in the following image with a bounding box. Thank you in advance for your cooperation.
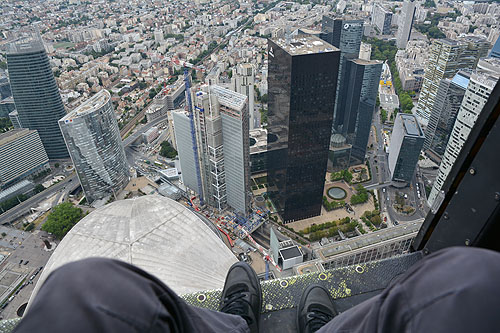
[307,308,333,332]
[221,291,253,325]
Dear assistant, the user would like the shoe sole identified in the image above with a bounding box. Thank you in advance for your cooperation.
[296,284,333,332]
[222,262,262,329]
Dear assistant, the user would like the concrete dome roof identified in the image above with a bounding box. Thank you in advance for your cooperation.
[30,195,237,302]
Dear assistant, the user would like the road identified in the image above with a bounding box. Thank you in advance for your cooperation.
[0,176,78,225]
[0,111,171,225]
[122,114,170,147]
[0,230,54,319]
[367,107,429,225]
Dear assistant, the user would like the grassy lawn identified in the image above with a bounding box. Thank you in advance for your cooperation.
[54,42,75,49]
[255,176,268,185]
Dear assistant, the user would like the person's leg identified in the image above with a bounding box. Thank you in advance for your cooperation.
[14,258,249,333]
[220,261,262,333]
[314,246,500,332]
[297,284,339,333]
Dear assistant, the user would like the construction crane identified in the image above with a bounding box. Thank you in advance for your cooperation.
[230,214,281,272]
[182,62,205,206]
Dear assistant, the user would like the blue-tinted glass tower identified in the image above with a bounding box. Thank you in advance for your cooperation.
[7,33,68,159]
[490,36,500,59]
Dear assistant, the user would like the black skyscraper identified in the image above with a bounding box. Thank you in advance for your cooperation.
[339,59,383,165]
[267,36,340,223]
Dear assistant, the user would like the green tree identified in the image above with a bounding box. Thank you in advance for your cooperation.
[159,140,178,158]
[380,109,388,123]
[42,202,83,239]
[423,0,435,8]
[0,118,12,133]
[360,167,368,180]
[351,185,369,205]
[34,184,45,194]
[0,194,28,212]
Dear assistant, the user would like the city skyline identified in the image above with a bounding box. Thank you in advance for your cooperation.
[0,0,500,318]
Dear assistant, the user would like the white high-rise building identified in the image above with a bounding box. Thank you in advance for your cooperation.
[396,0,416,49]
[428,63,500,207]
[154,29,164,43]
[231,63,255,129]
[172,111,201,195]
[173,85,250,216]
[193,88,226,211]
[372,3,393,35]
[415,37,490,122]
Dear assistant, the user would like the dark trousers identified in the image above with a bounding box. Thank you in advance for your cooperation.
[14,247,500,333]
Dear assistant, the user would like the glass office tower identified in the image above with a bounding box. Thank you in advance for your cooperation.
[59,90,129,204]
[423,72,469,162]
[7,32,69,159]
[340,59,383,165]
[320,16,364,131]
[267,36,340,223]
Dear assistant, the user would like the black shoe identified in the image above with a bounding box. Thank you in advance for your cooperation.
[219,262,261,333]
[297,284,338,333]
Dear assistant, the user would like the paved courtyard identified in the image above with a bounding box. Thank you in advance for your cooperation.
[0,230,56,319]
[323,181,352,202]
[287,180,376,233]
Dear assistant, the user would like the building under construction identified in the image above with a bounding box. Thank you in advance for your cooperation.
[173,84,250,216]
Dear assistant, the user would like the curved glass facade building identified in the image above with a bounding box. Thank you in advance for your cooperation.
[59,90,129,204]
[7,33,69,159]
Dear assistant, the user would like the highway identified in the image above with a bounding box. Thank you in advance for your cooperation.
[122,114,170,147]
[0,175,78,225]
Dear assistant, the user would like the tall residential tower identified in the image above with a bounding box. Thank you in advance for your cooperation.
[231,64,255,129]
[423,71,469,162]
[174,85,250,216]
[372,3,393,35]
[396,0,416,49]
[415,37,490,121]
[428,62,500,207]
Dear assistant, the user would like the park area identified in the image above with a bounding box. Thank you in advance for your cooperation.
[287,180,377,236]
[53,42,75,49]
